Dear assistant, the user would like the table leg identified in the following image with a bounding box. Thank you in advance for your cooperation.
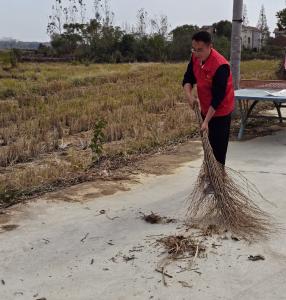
[238,122,245,140]
[273,102,283,123]
[237,100,258,140]
[237,100,245,140]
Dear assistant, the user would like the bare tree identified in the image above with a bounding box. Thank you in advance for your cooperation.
[242,4,249,26]
[93,0,102,21]
[63,6,69,24]
[102,0,114,27]
[122,21,132,33]
[78,0,87,24]
[150,15,169,37]
[257,5,270,47]
[47,0,64,36]
[68,0,78,24]
[47,0,88,37]
[137,8,148,36]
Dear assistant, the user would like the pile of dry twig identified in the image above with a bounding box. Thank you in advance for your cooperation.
[158,235,205,258]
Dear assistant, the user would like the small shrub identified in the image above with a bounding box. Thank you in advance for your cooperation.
[90,119,106,163]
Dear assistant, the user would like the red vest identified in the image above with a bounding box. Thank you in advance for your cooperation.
[192,48,235,117]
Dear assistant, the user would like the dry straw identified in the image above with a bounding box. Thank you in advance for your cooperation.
[186,104,274,240]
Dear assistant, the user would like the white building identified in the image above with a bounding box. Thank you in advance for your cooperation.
[200,24,262,50]
[241,26,262,50]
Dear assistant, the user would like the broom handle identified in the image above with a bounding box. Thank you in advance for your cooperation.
[193,103,206,139]
[193,102,224,178]
[193,102,213,175]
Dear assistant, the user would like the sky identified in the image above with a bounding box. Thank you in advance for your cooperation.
[0,0,285,42]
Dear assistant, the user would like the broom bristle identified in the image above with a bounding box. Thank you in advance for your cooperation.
[185,105,274,240]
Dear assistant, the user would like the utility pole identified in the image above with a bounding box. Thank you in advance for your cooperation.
[230,0,243,90]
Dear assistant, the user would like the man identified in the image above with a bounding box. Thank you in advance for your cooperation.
[182,31,235,192]
[182,30,234,165]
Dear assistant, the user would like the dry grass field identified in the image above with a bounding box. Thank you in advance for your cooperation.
[0,59,280,205]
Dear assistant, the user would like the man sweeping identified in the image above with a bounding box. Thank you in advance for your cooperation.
[182,31,235,193]
[183,32,272,238]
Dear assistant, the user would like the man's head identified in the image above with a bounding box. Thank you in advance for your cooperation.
[192,31,213,61]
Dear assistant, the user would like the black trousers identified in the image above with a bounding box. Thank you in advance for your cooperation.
[202,113,232,165]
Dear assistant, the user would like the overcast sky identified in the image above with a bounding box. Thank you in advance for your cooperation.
[0,0,285,42]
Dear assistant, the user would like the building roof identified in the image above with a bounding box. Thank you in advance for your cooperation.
[274,28,286,33]
[200,25,214,32]
[242,25,261,32]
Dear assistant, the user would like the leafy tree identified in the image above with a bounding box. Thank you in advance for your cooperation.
[47,1,255,63]
[169,25,199,60]
[276,8,286,30]
[148,34,168,61]
[119,34,136,61]
[213,20,232,39]
[213,36,231,59]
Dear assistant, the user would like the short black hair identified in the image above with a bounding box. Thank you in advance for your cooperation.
[192,31,212,45]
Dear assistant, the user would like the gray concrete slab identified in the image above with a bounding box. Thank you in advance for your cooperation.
[0,130,286,300]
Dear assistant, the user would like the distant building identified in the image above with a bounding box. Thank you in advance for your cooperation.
[200,24,262,50]
[274,28,286,38]
[241,26,262,50]
[200,25,215,34]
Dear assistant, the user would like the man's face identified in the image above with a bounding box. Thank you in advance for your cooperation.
[191,40,212,61]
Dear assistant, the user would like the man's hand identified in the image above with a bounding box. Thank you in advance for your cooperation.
[183,83,199,111]
[201,106,216,133]
[188,96,199,110]
[201,120,209,132]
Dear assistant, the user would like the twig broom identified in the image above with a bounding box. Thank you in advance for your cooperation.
[185,104,273,240]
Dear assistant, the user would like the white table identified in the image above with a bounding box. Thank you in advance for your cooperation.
[235,88,286,139]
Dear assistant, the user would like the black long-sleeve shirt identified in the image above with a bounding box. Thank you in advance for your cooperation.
[182,60,230,110]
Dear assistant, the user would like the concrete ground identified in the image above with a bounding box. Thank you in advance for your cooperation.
[0,130,286,300]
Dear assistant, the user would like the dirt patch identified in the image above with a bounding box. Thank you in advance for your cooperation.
[141,212,176,224]
[46,139,201,203]
[0,224,19,232]
[0,212,11,225]
[46,179,132,203]
[135,141,201,176]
